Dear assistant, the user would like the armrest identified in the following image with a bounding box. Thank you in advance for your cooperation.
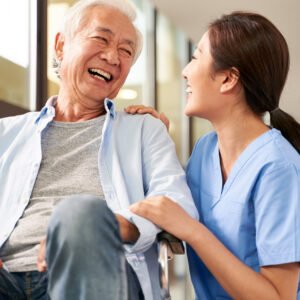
[157,231,185,299]
[157,231,185,255]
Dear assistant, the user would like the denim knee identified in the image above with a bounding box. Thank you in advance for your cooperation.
[47,195,120,250]
[46,195,126,300]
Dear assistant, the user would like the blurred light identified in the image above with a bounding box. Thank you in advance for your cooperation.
[0,0,29,67]
[118,89,138,100]
[48,3,69,84]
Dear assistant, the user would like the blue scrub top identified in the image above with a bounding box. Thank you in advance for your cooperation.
[186,129,300,299]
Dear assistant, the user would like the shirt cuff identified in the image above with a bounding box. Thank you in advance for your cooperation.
[115,208,160,253]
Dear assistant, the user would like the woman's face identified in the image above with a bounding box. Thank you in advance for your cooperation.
[182,32,225,119]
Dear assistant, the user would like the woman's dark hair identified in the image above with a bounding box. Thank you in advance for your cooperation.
[208,11,300,153]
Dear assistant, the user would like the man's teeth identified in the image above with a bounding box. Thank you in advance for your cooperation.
[89,68,112,81]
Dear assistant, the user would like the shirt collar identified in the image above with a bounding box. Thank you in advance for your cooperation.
[35,96,116,127]
[34,96,57,131]
[104,98,116,119]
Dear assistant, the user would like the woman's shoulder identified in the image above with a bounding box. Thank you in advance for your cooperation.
[265,129,300,166]
[193,131,217,152]
[247,128,300,179]
[188,131,217,164]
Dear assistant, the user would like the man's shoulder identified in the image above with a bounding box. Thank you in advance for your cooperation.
[115,111,165,128]
[0,112,39,131]
[0,111,39,122]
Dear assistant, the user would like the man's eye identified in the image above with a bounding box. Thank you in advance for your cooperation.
[120,48,133,57]
[93,36,108,43]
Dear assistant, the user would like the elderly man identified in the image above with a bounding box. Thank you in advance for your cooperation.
[0,0,197,299]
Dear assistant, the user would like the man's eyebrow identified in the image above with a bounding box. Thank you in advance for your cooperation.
[94,26,113,35]
[94,26,136,48]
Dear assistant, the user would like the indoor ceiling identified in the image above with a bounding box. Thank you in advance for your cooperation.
[150,0,299,43]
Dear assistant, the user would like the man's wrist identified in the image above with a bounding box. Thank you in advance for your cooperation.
[126,221,140,243]
[115,214,140,243]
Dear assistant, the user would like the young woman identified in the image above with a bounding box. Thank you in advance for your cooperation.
[126,11,300,299]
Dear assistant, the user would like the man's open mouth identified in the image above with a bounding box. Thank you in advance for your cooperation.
[88,68,113,82]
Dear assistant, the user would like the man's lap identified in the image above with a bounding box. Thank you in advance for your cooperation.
[0,195,143,300]
[0,269,48,300]
[0,265,142,300]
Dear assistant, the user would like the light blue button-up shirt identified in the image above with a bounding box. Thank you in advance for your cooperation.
[186,129,300,299]
[0,96,198,300]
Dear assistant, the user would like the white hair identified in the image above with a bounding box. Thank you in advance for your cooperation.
[53,0,143,77]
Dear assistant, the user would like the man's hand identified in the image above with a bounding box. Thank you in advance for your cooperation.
[37,238,47,272]
[115,214,140,243]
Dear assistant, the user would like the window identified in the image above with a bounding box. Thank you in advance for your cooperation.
[156,12,190,163]
[0,0,31,114]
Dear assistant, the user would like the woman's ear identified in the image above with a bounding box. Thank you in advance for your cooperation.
[220,67,240,93]
[54,32,65,60]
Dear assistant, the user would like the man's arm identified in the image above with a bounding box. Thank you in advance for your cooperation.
[114,114,198,254]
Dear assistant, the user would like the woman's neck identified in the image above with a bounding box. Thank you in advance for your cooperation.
[213,111,269,183]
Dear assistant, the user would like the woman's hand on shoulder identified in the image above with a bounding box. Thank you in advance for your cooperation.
[124,105,170,130]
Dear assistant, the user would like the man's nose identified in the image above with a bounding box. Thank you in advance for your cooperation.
[101,47,120,66]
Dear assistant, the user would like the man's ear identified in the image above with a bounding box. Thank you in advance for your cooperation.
[54,32,65,60]
[220,67,240,93]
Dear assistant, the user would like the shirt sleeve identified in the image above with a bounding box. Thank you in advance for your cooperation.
[115,208,161,253]
[254,162,300,266]
[121,115,198,253]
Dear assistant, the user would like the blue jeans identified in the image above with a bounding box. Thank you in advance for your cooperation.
[0,270,48,299]
[0,195,143,300]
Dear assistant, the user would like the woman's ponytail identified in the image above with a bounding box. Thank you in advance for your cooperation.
[270,108,300,154]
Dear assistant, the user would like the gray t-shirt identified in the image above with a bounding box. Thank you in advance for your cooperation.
[1,115,106,272]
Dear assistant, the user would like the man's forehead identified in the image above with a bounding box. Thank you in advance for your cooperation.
[93,26,136,47]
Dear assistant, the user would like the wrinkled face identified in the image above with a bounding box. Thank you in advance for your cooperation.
[55,6,137,101]
[182,32,223,119]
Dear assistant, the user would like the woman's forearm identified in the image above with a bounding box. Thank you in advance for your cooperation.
[185,220,297,300]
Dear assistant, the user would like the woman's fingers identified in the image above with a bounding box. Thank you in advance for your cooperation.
[130,196,196,241]
[124,105,149,114]
[125,105,159,117]
[159,112,170,130]
[125,105,170,130]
